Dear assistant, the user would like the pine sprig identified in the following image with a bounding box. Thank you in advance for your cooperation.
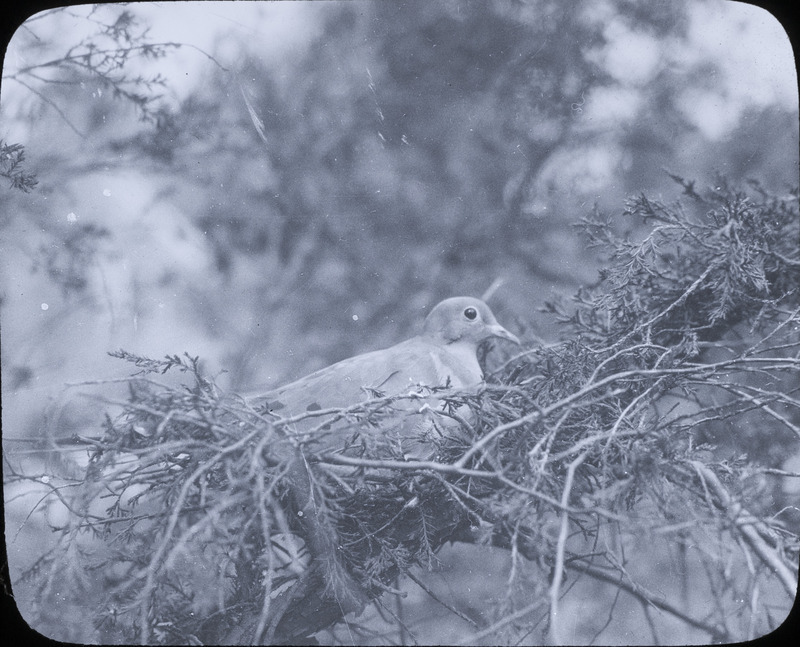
[0,140,38,192]
[107,350,199,376]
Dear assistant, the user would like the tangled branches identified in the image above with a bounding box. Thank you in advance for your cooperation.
[9,178,800,644]
[5,6,181,131]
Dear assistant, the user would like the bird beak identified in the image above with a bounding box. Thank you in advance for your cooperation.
[489,324,520,345]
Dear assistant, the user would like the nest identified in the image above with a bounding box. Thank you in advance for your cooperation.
[38,353,542,644]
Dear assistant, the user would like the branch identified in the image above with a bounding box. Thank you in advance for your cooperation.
[688,461,798,597]
[566,560,728,641]
[549,450,588,645]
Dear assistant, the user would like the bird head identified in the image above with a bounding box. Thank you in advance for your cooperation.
[422,297,520,347]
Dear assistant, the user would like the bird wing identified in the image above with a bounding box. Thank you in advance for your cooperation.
[246,336,484,456]
[250,337,443,414]
[250,335,479,413]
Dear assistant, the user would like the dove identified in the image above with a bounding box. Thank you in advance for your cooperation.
[247,296,519,452]
[242,297,519,622]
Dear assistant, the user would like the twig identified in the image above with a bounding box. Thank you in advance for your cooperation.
[549,449,588,645]
[688,461,798,597]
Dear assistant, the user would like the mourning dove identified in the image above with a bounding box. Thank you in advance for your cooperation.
[243,297,519,620]
[247,296,519,452]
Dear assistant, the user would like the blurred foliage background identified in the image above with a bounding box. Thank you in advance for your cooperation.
[1,1,798,644]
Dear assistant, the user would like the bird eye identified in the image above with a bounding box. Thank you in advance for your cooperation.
[463,307,478,321]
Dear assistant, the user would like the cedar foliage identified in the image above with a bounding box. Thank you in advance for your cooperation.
[12,177,800,644]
